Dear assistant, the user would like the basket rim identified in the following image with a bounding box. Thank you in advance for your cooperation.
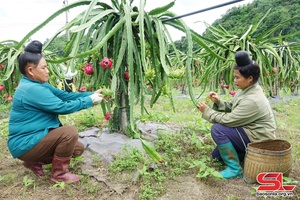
[247,139,292,154]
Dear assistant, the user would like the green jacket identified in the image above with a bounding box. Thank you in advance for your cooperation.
[202,83,276,142]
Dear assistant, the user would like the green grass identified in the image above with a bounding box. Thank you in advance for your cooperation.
[271,97,300,151]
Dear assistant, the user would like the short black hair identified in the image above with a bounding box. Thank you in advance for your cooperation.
[18,40,43,75]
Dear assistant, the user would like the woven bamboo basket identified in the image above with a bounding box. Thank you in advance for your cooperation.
[243,139,292,184]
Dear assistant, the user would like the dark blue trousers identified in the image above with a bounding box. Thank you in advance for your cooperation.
[211,124,251,161]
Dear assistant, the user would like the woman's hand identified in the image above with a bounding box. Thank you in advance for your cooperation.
[93,90,109,102]
[208,91,220,105]
[94,89,102,94]
[197,102,208,113]
[94,89,108,102]
[90,93,103,104]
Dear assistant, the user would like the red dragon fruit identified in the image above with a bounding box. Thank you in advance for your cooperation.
[99,57,113,69]
[83,63,94,75]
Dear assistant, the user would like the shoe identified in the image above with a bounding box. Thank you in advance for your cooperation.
[23,161,45,176]
[50,155,79,183]
[218,142,243,179]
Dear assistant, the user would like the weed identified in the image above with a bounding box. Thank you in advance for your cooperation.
[140,111,170,123]
[0,173,17,186]
[77,175,103,195]
[139,182,160,200]
[51,181,69,190]
[250,185,258,195]
[70,156,85,169]
[226,195,238,200]
[108,146,145,173]
[92,154,102,168]
[59,107,103,131]
[85,183,102,194]
[44,163,52,170]
[0,104,11,114]
[190,156,223,180]
[22,175,35,192]
[139,172,164,200]
[0,118,8,137]
[283,176,299,185]
[189,131,211,151]
[75,111,100,128]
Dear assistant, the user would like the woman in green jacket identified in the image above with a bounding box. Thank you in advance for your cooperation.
[197,51,276,179]
[8,40,103,183]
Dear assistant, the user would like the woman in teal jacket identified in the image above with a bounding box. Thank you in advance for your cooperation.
[8,40,103,183]
[197,51,276,179]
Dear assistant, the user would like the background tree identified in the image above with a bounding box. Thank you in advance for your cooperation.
[44,35,69,57]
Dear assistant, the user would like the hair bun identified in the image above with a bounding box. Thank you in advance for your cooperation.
[24,40,43,54]
[235,51,252,67]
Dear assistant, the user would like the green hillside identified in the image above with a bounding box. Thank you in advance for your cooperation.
[203,0,300,42]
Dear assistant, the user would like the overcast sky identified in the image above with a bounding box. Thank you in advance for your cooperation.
[0,0,253,42]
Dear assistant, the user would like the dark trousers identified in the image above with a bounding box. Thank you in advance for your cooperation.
[18,126,84,163]
[211,124,250,160]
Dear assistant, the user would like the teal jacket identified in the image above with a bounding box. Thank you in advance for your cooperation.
[202,83,276,142]
[8,76,93,158]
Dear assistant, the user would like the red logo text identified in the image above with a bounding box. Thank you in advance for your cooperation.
[257,172,296,191]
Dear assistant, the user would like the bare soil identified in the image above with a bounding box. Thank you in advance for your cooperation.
[0,131,299,200]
